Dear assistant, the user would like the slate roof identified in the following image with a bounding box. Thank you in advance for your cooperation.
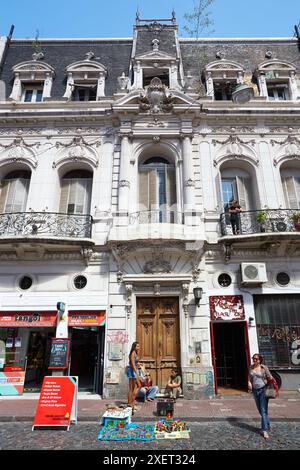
[179,39,300,76]
[0,40,133,99]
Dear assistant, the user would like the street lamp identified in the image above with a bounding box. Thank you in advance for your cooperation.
[193,287,203,307]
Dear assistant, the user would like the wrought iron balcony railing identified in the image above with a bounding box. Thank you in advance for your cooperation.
[128,210,185,225]
[220,209,300,236]
[0,212,93,239]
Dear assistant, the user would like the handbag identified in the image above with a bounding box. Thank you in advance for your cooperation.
[264,383,277,399]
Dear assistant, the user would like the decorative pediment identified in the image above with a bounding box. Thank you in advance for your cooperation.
[213,135,259,167]
[205,60,243,74]
[135,50,177,63]
[0,138,38,169]
[65,60,107,75]
[272,136,300,166]
[257,60,296,72]
[12,61,55,78]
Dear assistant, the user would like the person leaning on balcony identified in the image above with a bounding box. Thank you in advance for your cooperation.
[229,199,242,235]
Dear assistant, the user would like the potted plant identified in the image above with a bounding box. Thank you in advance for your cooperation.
[290,212,300,231]
[256,210,267,232]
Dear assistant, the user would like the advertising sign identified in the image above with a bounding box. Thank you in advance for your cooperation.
[0,371,25,395]
[48,338,70,370]
[33,376,78,430]
[0,312,57,328]
[68,311,106,327]
[209,296,245,321]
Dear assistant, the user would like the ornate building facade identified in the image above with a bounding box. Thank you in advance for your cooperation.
[0,15,299,398]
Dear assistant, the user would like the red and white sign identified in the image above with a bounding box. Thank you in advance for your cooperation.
[0,312,57,328]
[210,296,245,321]
[33,376,78,430]
[68,311,105,327]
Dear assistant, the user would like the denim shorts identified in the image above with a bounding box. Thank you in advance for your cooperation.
[127,366,137,379]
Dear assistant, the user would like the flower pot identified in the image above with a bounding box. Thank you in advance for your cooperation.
[293,218,300,231]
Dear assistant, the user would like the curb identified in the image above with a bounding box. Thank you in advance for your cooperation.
[1,416,300,423]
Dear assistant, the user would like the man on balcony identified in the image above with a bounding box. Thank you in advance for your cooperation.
[229,200,242,235]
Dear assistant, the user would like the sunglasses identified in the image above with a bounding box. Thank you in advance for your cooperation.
[252,357,259,360]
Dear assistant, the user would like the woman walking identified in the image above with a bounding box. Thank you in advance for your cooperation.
[127,341,142,414]
[248,353,278,440]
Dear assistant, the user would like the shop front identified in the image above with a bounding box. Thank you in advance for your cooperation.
[0,312,57,394]
[210,295,251,395]
[68,311,106,394]
[0,310,106,395]
[253,294,300,390]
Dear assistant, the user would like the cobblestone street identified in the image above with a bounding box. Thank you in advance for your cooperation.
[0,421,299,451]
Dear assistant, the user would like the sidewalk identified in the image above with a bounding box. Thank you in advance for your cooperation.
[0,392,299,422]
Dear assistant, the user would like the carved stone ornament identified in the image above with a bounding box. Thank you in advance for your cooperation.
[118,179,130,188]
[117,72,130,91]
[143,254,172,274]
[139,77,174,114]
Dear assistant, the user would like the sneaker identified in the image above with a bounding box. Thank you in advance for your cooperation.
[262,431,270,440]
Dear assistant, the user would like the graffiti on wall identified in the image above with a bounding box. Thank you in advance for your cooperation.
[107,331,129,344]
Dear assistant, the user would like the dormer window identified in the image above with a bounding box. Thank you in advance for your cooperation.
[63,53,107,101]
[268,84,289,101]
[204,60,245,101]
[256,60,299,101]
[9,57,55,102]
[22,83,44,102]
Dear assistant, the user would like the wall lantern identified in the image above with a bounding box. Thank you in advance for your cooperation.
[248,316,255,327]
[193,287,203,307]
[231,84,254,104]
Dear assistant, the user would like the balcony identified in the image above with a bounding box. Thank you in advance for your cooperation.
[0,212,93,243]
[109,209,201,242]
[220,209,300,238]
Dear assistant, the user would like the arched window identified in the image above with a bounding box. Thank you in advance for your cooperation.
[139,157,176,222]
[59,170,92,215]
[0,170,31,213]
[221,169,254,212]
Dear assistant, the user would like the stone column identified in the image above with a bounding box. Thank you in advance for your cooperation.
[257,73,268,97]
[118,134,131,214]
[205,72,214,99]
[181,133,196,225]
[289,71,299,101]
[133,61,143,89]
[63,73,74,100]
[9,73,22,101]
[42,73,53,100]
[96,72,106,99]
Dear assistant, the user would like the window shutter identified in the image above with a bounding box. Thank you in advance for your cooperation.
[236,176,251,210]
[166,167,176,208]
[139,170,149,211]
[0,181,9,213]
[59,179,70,213]
[149,170,157,210]
[283,177,299,209]
[4,178,30,213]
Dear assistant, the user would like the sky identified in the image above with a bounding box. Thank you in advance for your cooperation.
[1,0,299,39]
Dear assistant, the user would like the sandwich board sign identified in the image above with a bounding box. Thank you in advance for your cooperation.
[33,376,78,431]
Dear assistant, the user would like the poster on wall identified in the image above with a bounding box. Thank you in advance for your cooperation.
[33,376,78,430]
[210,296,245,321]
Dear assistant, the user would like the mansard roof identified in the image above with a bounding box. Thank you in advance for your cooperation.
[0,39,132,98]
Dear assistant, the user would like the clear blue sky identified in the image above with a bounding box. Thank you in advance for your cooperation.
[2,0,299,39]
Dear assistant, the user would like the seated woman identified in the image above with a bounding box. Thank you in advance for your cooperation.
[137,363,158,402]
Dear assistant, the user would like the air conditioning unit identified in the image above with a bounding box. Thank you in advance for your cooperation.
[241,263,268,285]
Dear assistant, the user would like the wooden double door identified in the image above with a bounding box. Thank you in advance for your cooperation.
[136,297,180,390]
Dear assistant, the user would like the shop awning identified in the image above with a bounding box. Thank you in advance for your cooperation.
[68,311,106,327]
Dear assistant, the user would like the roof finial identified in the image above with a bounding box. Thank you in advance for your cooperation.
[172,9,176,23]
